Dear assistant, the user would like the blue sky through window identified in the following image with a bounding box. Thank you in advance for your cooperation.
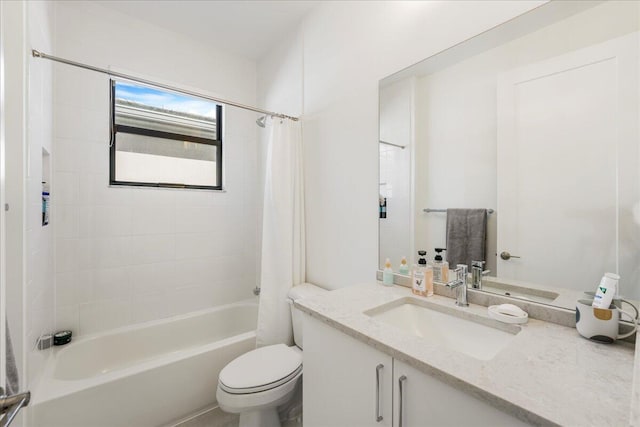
[115,81,217,119]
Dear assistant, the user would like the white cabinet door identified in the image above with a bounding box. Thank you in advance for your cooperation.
[496,33,639,292]
[303,314,393,427]
[393,359,529,427]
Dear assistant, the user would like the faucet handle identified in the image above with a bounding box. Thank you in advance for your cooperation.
[471,260,485,268]
[456,264,468,277]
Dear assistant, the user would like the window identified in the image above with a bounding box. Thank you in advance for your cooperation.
[110,80,222,190]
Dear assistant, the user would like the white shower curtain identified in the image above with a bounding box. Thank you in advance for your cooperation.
[256,118,305,347]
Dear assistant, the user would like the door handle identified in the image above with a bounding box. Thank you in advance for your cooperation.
[500,251,521,260]
[0,388,30,427]
[398,375,407,427]
[375,364,383,422]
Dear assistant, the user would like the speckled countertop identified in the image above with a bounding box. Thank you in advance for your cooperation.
[296,283,636,427]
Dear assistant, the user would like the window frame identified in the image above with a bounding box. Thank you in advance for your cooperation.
[109,79,223,191]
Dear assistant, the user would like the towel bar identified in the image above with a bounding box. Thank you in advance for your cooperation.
[423,208,494,214]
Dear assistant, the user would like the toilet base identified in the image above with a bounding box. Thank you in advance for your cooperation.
[239,408,280,427]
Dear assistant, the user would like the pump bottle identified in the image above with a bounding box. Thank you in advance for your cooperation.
[412,251,433,297]
[430,248,449,283]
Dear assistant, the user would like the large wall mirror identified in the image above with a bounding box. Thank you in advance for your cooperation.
[379,0,640,310]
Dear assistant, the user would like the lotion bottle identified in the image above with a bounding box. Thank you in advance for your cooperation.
[382,258,394,286]
[399,256,410,275]
[592,273,620,308]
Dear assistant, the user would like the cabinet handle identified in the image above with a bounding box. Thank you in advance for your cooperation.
[375,364,384,422]
[399,375,407,427]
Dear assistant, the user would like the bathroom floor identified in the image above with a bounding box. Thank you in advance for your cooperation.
[174,407,302,427]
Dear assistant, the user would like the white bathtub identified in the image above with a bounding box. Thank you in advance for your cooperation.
[30,300,258,427]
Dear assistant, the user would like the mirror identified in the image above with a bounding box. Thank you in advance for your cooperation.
[379,0,640,310]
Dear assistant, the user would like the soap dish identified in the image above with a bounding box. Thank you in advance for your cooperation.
[488,304,528,324]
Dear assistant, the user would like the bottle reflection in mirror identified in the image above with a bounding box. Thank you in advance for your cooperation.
[379,197,387,219]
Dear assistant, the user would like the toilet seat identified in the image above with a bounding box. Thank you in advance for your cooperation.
[218,344,302,395]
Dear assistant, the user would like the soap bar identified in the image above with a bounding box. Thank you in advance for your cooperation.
[488,305,528,324]
[53,330,72,346]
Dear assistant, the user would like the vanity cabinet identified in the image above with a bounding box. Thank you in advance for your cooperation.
[303,314,393,427]
[303,314,529,427]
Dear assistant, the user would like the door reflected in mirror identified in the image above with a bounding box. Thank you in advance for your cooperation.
[378,0,640,309]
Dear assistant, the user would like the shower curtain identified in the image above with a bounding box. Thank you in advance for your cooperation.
[256,119,305,347]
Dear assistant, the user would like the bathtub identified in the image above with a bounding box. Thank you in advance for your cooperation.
[30,300,258,427]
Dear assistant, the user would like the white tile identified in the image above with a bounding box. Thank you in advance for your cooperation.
[55,205,79,238]
[131,189,176,207]
[56,271,79,306]
[175,232,219,260]
[83,142,110,176]
[131,204,175,235]
[54,104,109,143]
[53,138,80,173]
[54,65,109,112]
[55,238,79,273]
[173,257,217,288]
[55,305,79,334]
[127,262,175,296]
[91,267,131,301]
[90,236,133,269]
[167,285,210,316]
[75,270,94,305]
[130,293,169,324]
[175,206,220,233]
[78,299,131,336]
[129,235,175,265]
[76,239,92,271]
[89,205,132,237]
[77,206,91,238]
[54,172,79,205]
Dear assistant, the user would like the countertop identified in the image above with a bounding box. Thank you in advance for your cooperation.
[295,283,636,427]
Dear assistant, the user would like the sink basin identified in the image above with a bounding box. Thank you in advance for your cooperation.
[480,278,559,304]
[365,298,520,361]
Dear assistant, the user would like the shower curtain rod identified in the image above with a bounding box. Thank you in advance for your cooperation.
[31,49,299,122]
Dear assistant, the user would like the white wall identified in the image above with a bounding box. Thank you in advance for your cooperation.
[53,1,259,337]
[2,4,28,424]
[26,0,55,391]
[257,1,546,289]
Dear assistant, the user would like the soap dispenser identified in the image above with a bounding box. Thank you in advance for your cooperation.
[412,251,433,297]
[399,256,410,275]
[382,258,394,286]
[431,248,449,283]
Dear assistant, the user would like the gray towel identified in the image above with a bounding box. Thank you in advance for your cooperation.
[6,321,19,395]
[446,209,487,269]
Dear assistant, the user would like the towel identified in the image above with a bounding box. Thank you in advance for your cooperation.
[446,209,487,269]
[6,321,19,395]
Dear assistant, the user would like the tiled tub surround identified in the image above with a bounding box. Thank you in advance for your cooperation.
[296,284,636,426]
[52,1,260,338]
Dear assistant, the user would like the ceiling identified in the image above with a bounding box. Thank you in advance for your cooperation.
[94,1,319,61]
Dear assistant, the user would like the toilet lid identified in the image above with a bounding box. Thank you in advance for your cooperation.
[219,344,302,394]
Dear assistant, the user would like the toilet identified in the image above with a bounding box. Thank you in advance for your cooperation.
[216,283,327,427]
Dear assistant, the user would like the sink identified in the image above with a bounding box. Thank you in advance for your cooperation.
[480,278,559,304]
[365,298,520,361]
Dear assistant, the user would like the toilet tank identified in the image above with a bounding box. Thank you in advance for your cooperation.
[287,283,328,349]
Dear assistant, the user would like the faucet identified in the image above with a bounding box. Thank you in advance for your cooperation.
[446,264,469,307]
[470,261,490,289]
